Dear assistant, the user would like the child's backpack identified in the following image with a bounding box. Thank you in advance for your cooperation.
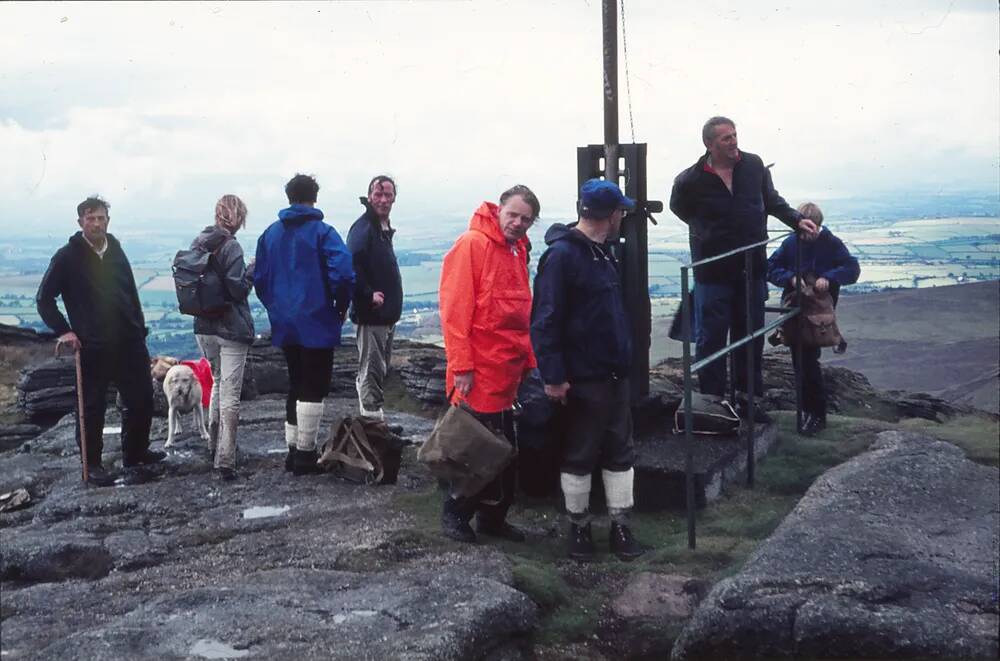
[172,239,231,317]
[777,278,845,349]
[318,416,403,485]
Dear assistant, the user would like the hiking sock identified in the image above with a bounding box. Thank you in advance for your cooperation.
[284,422,298,449]
[602,468,635,518]
[560,472,592,523]
[295,401,325,452]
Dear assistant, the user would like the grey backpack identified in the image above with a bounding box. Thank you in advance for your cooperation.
[172,239,230,317]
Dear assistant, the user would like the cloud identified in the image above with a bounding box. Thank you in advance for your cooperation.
[0,0,996,235]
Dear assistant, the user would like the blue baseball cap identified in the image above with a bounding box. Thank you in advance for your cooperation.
[579,178,636,216]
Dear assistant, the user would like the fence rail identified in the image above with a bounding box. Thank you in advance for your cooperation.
[679,230,804,549]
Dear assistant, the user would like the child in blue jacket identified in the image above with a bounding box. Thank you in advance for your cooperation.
[767,203,860,435]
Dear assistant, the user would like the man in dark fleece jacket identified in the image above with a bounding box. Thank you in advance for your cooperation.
[531,179,646,563]
[347,175,403,419]
[36,196,164,486]
[670,116,819,421]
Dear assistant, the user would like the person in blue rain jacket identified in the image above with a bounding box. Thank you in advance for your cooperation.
[255,173,355,475]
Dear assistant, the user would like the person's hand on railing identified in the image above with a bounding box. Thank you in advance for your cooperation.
[814,277,830,293]
[797,218,820,241]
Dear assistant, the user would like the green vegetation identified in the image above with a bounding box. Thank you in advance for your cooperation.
[393,408,998,651]
[396,412,1000,656]
[900,414,1000,467]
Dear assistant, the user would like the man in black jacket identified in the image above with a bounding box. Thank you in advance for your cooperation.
[670,117,818,421]
[36,196,164,486]
[531,179,646,563]
[347,176,403,420]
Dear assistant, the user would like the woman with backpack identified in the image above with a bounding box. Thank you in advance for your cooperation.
[767,202,860,435]
[191,194,256,480]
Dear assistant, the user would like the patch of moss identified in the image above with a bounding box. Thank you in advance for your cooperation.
[899,414,1000,467]
[511,559,571,610]
[534,592,605,646]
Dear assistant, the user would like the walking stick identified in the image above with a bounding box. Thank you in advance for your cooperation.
[56,340,89,483]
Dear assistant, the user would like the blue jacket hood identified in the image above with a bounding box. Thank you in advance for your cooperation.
[278,204,324,225]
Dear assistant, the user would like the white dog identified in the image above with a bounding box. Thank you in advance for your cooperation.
[162,364,210,448]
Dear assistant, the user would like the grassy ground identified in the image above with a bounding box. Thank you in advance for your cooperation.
[394,408,999,657]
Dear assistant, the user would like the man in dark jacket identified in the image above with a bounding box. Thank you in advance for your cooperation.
[347,175,403,420]
[669,116,818,421]
[36,196,164,486]
[531,179,645,562]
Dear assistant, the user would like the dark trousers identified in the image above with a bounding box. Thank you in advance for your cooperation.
[75,339,153,466]
[694,278,767,397]
[448,408,517,525]
[561,378,635,475]
[282,345,334,424]
[791,344,826,419]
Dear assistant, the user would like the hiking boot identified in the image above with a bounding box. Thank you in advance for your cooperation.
[610,522,646,562]
[476,518,526,542]
[442,498,476,543]
[217,466,238,482]
[567,522,595,561]
[801,414,827,436]
[736,401,772,424]
[85,463,116,487]
[292,449,321,476]
[284,447,297,472]
[123,449,167,468]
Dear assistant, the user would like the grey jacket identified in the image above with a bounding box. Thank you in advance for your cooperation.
[191,225,255,344]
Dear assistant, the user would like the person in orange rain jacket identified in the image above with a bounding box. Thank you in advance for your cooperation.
[438,184,540,544]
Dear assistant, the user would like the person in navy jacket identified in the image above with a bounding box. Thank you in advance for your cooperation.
[254,174,355,474]
[531,179,646,563]
[767,202,860,435]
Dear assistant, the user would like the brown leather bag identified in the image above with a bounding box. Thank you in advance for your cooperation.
[417,391,515,497]
[778,277,845,348]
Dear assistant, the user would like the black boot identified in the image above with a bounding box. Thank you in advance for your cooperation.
[736,401,772,424]
[610,521,646,561]
[284,447,297,472]
[292,449,321,475]
[567,521,595,561]
[85,463,116,487]
[441,497,476,543]
[476,516,526,542]
[122,449,167,468]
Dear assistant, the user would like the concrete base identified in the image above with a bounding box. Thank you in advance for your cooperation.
[632,423,778,511]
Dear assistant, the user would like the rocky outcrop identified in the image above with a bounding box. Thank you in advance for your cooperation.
[0,397,535,659]
[651,353,968,423]
[672,431,1000,660]
[15,356,83,422]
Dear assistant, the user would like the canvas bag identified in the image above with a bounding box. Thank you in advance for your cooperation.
[417,391,515,497]
[172,237,231,317]
[318,416,402,485]
[778,280,844,348]
[673,392,741,435]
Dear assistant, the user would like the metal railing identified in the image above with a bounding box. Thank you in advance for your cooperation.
[679,230,804,549]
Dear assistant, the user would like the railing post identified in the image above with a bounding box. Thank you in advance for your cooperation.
[745,251,755,488]
[681,266,696,549]
[794,233,804,433]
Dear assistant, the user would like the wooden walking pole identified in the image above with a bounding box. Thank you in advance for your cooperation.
[56,341,89,483]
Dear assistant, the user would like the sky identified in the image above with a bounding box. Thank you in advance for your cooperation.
[1,0,997,237]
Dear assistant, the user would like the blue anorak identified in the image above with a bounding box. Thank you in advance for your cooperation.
[254,204,355,348]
